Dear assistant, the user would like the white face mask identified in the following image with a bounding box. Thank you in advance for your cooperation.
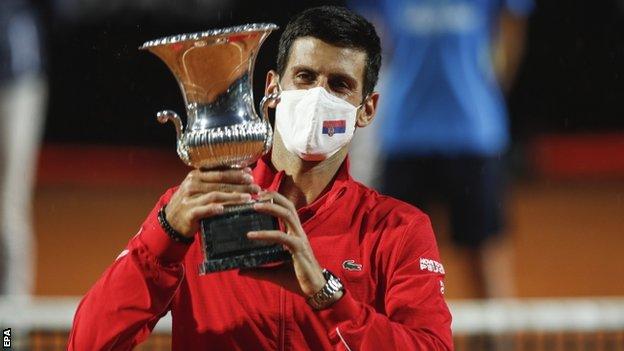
[275,86,361,161]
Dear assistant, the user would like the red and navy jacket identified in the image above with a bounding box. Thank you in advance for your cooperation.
[68,156,453,350]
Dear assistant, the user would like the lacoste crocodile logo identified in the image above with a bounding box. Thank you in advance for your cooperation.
[342,260,363,271]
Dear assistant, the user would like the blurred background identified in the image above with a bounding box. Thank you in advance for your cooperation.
[0,0,623,349]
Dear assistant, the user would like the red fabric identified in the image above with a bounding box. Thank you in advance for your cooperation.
[68,156,453,350]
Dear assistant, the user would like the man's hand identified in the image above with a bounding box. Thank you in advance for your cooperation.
[165,168,261,238]
[245,191,328,297]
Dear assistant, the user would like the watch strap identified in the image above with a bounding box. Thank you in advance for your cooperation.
[307,269,344,310]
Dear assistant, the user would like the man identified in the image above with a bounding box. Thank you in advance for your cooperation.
[69,6,452,350]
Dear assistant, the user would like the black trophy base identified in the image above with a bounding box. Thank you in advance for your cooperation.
[198,201,290,274]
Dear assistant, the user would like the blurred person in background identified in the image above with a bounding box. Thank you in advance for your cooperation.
[350,0,533,298]
[0,0,47,295]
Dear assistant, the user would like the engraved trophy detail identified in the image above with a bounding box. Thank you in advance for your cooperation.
[140,23,288,274]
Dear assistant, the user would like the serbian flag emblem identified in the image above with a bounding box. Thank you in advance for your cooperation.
[322,120,346,137]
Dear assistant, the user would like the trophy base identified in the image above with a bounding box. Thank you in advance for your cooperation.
[198,200,290,274]
[199,246,291,274]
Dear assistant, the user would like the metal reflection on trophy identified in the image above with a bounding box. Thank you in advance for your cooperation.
[140,23,288,274]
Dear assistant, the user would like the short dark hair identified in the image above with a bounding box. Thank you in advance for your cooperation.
[276,6,381,97]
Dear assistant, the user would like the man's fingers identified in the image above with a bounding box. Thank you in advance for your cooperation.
[181,168,260,195]
[258,191,296,213]
[190,168,255,185]
[190,204,226,219]
[252,202,302,234]
[247,230,299,251]
[186,182,261,196]
[192,191,252,206]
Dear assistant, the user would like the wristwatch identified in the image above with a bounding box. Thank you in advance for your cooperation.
[306,269,344,310]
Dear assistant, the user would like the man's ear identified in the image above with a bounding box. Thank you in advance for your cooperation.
[265,70,281,109]
[356,92,380,128]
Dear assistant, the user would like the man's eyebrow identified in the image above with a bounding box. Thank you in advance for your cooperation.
[290,65,317,73]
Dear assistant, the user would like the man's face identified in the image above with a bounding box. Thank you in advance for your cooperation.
[278,36,368,107]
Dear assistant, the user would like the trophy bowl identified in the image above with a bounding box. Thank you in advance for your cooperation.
[141,23,289,274]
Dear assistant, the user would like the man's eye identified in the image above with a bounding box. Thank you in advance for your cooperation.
[296,73,314,82]
[331,80,350,92]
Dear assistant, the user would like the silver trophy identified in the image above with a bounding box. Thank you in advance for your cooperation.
[140,24,288,274]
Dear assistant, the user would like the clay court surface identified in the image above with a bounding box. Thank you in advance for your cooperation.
[33,145,624,299]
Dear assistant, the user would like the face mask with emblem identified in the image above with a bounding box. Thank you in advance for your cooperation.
[275,86,361,161]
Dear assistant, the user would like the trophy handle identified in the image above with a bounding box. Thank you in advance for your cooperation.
[258,91,280,123]
[258,92,280,155]
[157,110,191,165]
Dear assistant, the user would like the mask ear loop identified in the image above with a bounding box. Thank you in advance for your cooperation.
[353,94,372,130]
[355,94,369,115]
[356,93,371,109]
[275,76,283,95]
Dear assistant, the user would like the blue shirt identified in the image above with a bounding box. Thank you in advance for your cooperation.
[352,0,533,157]
[0,0,43,82]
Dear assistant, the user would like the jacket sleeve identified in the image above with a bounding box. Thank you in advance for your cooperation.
[68,188,192,351]
[316,214,453,350]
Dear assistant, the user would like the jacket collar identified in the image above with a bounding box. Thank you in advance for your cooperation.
[252,153,352,223]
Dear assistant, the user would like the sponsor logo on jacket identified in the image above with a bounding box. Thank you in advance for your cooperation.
[420,258,445,274]
[342,259,363,271]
